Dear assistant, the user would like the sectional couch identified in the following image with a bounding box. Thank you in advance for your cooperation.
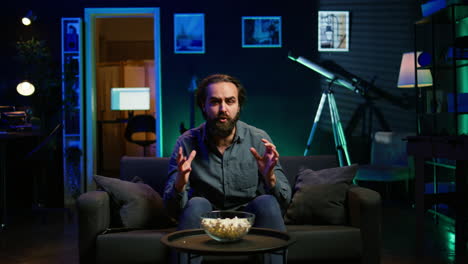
[77,155,381,264]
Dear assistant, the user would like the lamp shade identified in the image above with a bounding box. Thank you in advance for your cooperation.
[17,81,35,96]
[397,51,433,88]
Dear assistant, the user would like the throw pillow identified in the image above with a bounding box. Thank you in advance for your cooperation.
[94,175,174,229]
[285,183,350,225]
[285,164,358,225]
[294,164,358,191]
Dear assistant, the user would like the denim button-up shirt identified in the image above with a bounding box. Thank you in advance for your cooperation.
[163,121,291,218]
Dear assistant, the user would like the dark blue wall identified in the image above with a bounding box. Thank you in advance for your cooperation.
[1,0,421,160]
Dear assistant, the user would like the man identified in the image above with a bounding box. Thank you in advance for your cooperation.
[163,74,291,263]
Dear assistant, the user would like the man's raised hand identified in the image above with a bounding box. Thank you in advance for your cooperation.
[250,138,279,188]
[175,146,196,192]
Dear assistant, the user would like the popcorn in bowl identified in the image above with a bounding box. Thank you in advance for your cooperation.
[200,211,255,242]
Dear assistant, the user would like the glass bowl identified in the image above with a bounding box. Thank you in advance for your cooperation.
[200,211,255,242]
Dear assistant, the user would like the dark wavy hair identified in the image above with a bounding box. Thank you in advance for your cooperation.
[196,74,247,118]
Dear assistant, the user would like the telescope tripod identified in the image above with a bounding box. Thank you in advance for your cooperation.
[304,83,351,167]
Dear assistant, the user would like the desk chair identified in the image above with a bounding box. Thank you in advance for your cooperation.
[124,115,156,156]
[354,131,414,200]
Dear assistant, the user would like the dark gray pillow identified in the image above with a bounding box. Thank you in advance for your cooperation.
[285,164,358,225]
[294,164,358,191]
[285,183,349,225]
[94,175,173,229]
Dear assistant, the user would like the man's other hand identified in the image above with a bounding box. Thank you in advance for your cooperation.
[250,138,279,188]
[175,146,196,192]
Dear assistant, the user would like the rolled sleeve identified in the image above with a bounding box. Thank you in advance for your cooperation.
[266,167,291,213]
[257,133,291,212]
[163,143,189,219]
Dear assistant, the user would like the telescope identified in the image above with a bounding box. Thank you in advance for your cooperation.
[289,52,404,164]
[287,52,364,95]
[288,52,352,165]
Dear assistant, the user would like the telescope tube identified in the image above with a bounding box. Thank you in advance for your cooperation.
[288,53,359,93]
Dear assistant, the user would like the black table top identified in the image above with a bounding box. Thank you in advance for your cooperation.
[160,227,295,256]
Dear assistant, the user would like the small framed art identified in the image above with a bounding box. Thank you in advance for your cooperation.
[318,11,349,52]
[174,13,205,54]
[242,16,281,48]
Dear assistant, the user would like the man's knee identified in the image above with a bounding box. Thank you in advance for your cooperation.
[253,195,280,209]
[249,195,282,217]
[186,197,212,212]
[178,197,212,231]
[247,195,285,231]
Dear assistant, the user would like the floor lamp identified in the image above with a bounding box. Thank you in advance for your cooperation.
[397,51,433,135]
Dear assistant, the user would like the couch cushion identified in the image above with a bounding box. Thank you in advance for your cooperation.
[96,228,175,264]
[94,175,174,229]
[286,225,361,261]
[284,164,358,225]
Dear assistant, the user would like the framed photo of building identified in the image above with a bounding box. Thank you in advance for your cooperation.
[318,11,349,52]
[174,13,205,54]
[242,16,281,48]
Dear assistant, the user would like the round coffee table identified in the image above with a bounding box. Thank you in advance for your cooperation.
[160,227,295,264]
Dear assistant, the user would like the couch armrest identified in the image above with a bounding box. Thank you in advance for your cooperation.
[76,191,111,264]
[347,186,382,264]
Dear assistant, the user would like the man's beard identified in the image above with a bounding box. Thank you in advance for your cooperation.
[206,111,240,138]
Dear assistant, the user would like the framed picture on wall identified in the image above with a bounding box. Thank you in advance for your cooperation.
[242,16,281,48]
[174,13,205,54]
[318,11,349,52]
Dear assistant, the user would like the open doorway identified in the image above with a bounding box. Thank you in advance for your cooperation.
[84,8,162,190]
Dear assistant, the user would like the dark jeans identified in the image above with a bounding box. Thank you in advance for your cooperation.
[174,195,286,264]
